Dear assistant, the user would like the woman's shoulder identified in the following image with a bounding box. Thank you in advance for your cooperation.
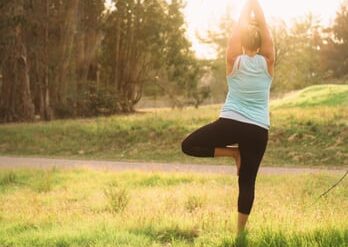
[255,54,267,61]
[256,54,273,78]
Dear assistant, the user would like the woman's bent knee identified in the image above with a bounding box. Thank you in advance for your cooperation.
[181,138,193,156]
[181,137,206,157]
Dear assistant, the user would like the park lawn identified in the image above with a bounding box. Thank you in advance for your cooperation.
[0,84,347,167]
[0,167,347,247]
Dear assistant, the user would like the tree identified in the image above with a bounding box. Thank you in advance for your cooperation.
[49,0,80,111]
[0,1,35,123]
[0,0,205,122]
[101,0,204,112]
[200,8,327,94]
[72,0,105,116]
[158,0,208,108]
[321,3,348,78]
[197,6,235,102]
[26,0,53,120]
[271,15,323,91]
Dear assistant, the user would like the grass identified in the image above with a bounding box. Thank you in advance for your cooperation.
[0,84,347,167]
[271,84,348,108]
[0,167,347,246]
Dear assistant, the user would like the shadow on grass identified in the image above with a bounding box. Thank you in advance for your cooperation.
[130,224,200,244]
[219,231,249,247]
[0,167,65,193]
[219,228,348,247]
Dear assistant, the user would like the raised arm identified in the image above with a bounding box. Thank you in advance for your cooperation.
[251,0,275,65]
[226,0,252,75]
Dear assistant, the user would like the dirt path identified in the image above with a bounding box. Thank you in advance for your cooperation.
[0,156,346,175]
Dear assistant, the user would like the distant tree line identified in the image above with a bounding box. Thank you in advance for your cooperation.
[0,0,207,123]
[202,3,348,99]
[2,1,347,123]
[271,4,348,92]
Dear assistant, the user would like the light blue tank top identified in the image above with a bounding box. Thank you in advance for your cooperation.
[220,54,272,129]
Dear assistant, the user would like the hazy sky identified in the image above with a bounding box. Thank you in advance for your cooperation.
[105,0,344,58]
[184,0,344,58]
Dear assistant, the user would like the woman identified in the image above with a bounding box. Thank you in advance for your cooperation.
[181,0,275,234]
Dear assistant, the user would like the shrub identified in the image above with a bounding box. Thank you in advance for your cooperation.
[104,184,130,213]
[184,195,205,213]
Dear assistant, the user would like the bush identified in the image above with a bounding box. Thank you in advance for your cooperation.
[184,195,205,213]
[104,184,130,213]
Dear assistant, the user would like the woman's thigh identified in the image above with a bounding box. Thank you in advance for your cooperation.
[239,126,268,177]
[181,118,241,157]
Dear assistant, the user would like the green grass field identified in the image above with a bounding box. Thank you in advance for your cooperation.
[0,168,347,247]
[1,84,347,246]
[0,84,347,167]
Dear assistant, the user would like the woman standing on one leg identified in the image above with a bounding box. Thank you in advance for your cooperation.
[181,0,275,235]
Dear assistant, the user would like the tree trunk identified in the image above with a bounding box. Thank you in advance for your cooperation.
[52,0,80,108]
[41,0,53,120]
[0,24,35,123]
[27,0,53,121]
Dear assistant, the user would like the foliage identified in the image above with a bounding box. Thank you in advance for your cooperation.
[101,0,207,112]
[201,6,348,95]
[271,15,324,92]
[0,0,206,122]
[321,3,348,78]
[104,183,130,213]
[0,0,36,122]
[197,7,235,102]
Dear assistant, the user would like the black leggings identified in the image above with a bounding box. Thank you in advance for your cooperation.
[181,118,268,215]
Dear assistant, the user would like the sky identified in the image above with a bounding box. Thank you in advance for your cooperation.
[184,0,344,58]
[105,0,345,59]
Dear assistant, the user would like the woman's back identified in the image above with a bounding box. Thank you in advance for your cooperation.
[220,54,272,129]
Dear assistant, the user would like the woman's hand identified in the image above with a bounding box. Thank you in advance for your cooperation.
[250,0,275,75]
[226,0,254,75]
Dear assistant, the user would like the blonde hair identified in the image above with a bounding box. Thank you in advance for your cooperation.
[241,24,261,52]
